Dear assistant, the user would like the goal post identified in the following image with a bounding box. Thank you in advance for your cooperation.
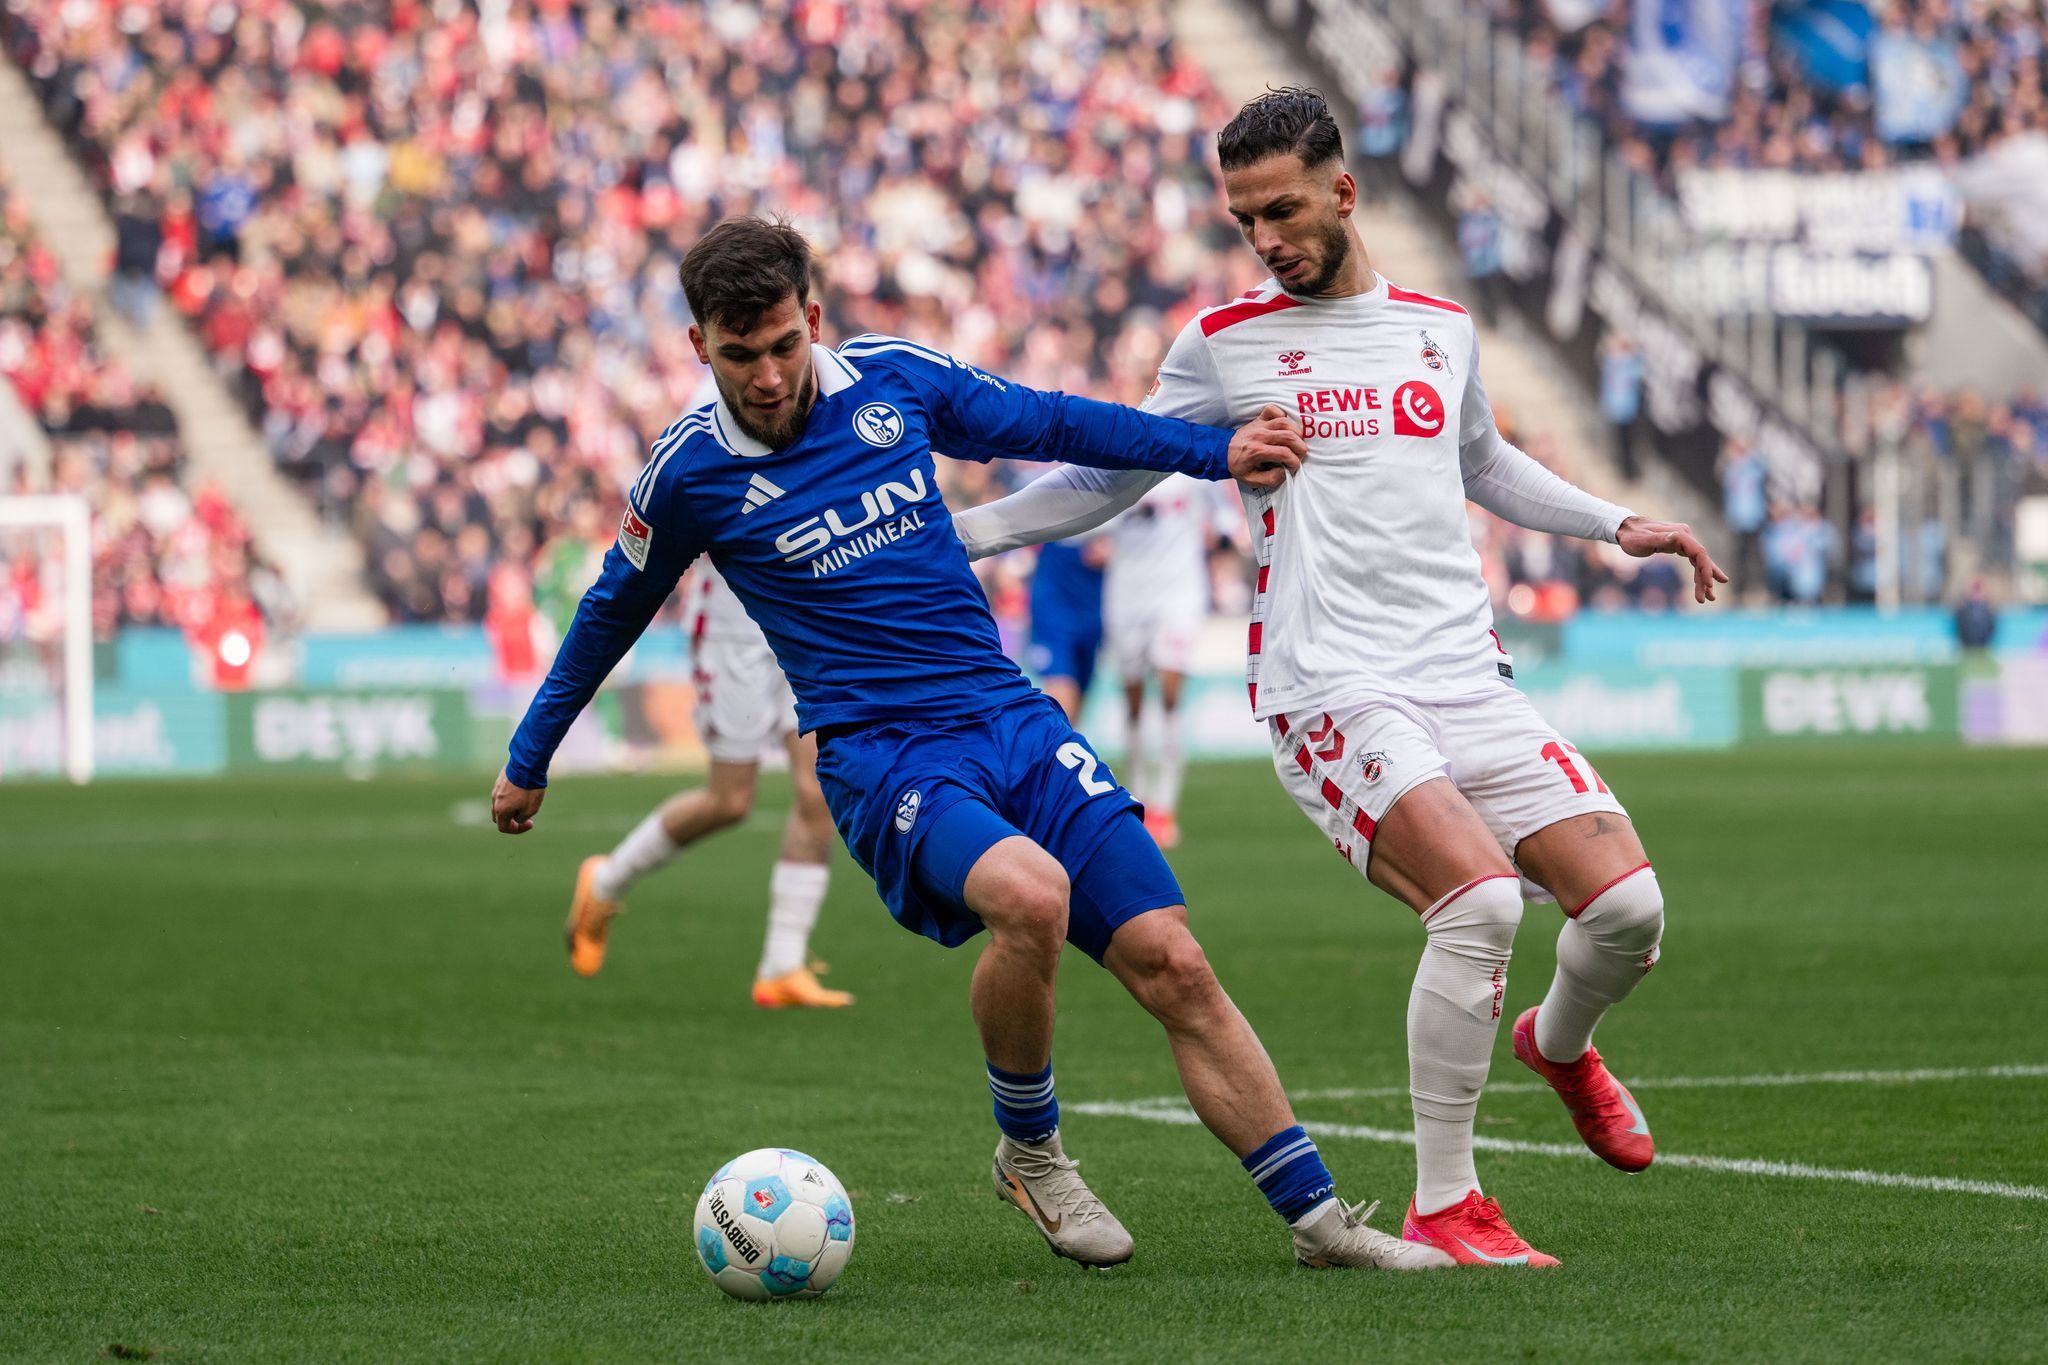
[0,494,92,783]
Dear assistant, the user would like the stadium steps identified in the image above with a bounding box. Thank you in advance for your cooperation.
[1170,0,1724,541]
[0,57,385,631]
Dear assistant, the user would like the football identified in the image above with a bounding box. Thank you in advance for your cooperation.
[693,1148,855,1301]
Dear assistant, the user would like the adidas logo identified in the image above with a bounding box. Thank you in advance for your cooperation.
[741,473,786,514]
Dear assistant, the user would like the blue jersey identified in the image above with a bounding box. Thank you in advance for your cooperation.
[1029,539,1105,641]
[505,336,1231,788]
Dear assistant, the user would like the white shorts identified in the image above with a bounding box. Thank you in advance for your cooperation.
[692,634,798,764]
[1269,684,1627,887]
[1105,597,1202,682]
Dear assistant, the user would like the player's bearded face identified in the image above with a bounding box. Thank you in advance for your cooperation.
[697,295,823,448]
[1225,154,1356,297]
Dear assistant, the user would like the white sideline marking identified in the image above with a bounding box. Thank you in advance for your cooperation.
[1286,1063,2048,1103]
[1068,1100,2048,1202]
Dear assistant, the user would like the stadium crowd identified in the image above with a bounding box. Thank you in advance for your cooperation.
[0,0,1688,640]
[0,167,272,661]
[1459,0,2048,601]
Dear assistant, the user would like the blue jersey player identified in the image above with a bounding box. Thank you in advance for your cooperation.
[491,217,1450,1272]
[1023,537,1106,723]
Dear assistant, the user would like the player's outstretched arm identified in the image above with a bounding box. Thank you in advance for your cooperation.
[951,464,1163,560]
[1617,516,1729,604]
[496,529,694,832]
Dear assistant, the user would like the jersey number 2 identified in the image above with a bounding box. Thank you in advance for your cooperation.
[1057,742,1115,796]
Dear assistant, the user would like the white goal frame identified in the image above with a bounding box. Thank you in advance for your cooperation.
[0,494,92,783]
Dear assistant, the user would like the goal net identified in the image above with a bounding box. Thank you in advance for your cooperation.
[0,494,93,783]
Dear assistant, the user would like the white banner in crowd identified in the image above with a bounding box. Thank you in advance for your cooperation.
[1677,167,1961,254]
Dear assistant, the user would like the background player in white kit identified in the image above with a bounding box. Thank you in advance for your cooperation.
[564,376,852,1010]
[1101,473,1240,849]
[955,88,1725,1266]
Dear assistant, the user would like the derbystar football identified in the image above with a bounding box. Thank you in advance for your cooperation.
[692,1148,855,1301]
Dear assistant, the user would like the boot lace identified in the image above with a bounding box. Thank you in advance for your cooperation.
[1006,1144,1108,1226]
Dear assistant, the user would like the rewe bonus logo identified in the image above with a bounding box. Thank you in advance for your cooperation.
[1392,379,1445,437]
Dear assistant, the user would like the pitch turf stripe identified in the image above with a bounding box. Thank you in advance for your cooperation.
[1067,1101,2048,1202]
[1286,1063,2048,1103]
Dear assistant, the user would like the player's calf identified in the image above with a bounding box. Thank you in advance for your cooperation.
[1408,875,1524,1214]
[1518,865,1664,1171]
[1535,865,1664,1063]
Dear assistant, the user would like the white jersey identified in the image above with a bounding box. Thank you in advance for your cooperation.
[1103,473,1216,619]
[686,560,768,644]
[680,373,769,647]
[949,273,1631,717]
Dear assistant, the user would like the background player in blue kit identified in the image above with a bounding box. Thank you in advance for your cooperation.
[1023,537,1106,724]
[490,216,1451,1273]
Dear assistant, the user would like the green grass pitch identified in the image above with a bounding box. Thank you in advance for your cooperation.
[4,747,2046,1362]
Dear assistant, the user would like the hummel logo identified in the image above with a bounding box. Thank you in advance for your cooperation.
[740,473,786,514]
[1277,349,1313,376]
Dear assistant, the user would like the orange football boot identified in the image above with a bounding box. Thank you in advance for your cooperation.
[1143,809,1182,850]
[564,855,622,977]
[751,966,855,1009]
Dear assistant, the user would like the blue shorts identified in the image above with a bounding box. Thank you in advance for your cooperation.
[1025,629,1101,694]
[815,694,1183,963]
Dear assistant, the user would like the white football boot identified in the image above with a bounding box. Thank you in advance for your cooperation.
[1292,1196,1457,1270]
[991,1132,1135,1267]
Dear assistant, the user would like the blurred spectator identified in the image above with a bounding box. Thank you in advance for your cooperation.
[1598,330,1645,483]
[1954,576,1998,651]
[1764,502,1835,605]
[1356,69,1410,203]
[1717,434,1770,596]
[1457,190,1505,327]
[109,193,162,328]
[1849,506,1879,603]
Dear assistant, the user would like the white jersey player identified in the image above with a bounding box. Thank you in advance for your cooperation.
[954,87,1725,1267]
[1101,473,1233,847]
[564,377,852,1010]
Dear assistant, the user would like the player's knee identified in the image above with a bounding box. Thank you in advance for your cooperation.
[704,788,753,828]
[980,862,1070,950]
[1127,927,1220,1016]
[1577,867,1663,961]
[1423,875,1524,960]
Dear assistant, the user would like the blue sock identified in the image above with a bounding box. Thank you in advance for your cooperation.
[987,1060,1059,1143]
[1242,1125,1336,1224]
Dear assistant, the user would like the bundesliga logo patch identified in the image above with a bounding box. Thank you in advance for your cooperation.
[618,507,652,569]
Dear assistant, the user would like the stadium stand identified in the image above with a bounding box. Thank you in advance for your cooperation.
[0,0,1657,634]
[0,164,278,666]
[1316,0,2045,605]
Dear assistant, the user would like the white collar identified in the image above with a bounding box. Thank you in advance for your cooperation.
[710,344,863,458]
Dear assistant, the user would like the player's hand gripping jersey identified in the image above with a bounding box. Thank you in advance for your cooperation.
[953,277,1634,715]
[505,337,1235,789]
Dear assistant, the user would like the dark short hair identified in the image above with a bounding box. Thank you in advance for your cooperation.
[1217,86,1344,172]
[679,216,815,334]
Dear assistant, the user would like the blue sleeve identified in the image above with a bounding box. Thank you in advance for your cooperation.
[504,494,702,790]
[876,342,1231,479]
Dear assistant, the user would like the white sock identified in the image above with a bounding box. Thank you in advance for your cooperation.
[1535,867,1664,1063]
[594,808,680,902]
[1155,705,1185,814]
[1408,875,1524,1215]
[1125,704,1152,803]
[756,860,830,980]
